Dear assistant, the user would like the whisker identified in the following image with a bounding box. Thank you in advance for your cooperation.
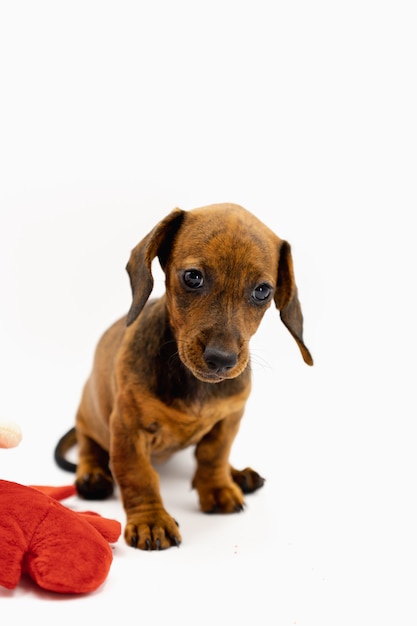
[249,350,273,373]
[157,337,188,373]
[167,351,182,372]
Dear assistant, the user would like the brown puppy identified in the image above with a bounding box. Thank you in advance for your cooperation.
[55,203,313,550]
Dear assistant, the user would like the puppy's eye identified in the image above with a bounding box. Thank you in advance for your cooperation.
[252,283,273,302]
[183,269,204,289]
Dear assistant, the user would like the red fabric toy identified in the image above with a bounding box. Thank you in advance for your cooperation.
[0,421,121,594]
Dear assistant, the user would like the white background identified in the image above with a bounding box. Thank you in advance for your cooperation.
[1,1,416,624]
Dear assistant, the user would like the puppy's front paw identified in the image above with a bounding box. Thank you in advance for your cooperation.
[125,510,182,550]
[197,482,245,514]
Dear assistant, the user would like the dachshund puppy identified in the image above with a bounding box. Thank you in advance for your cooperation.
[55,203,313,550]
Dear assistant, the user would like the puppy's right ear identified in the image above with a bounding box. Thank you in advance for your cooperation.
[126,208,186,326]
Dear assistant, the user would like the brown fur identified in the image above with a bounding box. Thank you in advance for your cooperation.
[55,203,313,550]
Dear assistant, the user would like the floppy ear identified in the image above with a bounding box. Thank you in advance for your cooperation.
[126,208,186,326]
[274,241,313,366]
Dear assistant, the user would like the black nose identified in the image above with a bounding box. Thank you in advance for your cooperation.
[203,347,238,374]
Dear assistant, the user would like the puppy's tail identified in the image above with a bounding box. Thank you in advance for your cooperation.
[54,427,77,473]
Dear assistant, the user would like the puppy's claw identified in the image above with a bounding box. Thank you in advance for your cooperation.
[125,511,182,550]
[204,503,244,514]
[204,505,219,514]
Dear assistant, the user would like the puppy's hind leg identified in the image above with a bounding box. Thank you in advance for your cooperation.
[230,466,265,494]
[75,420,114,500]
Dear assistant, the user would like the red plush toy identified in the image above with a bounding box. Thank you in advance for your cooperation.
[0,421,121,594]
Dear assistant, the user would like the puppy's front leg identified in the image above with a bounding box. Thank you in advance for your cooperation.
[110,413,181,550]
[193,411,247,514]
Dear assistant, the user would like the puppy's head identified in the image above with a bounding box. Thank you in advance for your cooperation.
[126,203,313,382]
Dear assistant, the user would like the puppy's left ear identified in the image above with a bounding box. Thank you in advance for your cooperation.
[126,208,186,326]
[274,241,313,366]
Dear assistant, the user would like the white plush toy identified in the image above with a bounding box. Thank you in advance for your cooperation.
[0,420,22,449]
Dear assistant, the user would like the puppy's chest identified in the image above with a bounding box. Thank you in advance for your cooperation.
[142,391,247,458]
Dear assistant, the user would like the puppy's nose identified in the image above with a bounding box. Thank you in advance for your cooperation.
[203,347,238,374]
